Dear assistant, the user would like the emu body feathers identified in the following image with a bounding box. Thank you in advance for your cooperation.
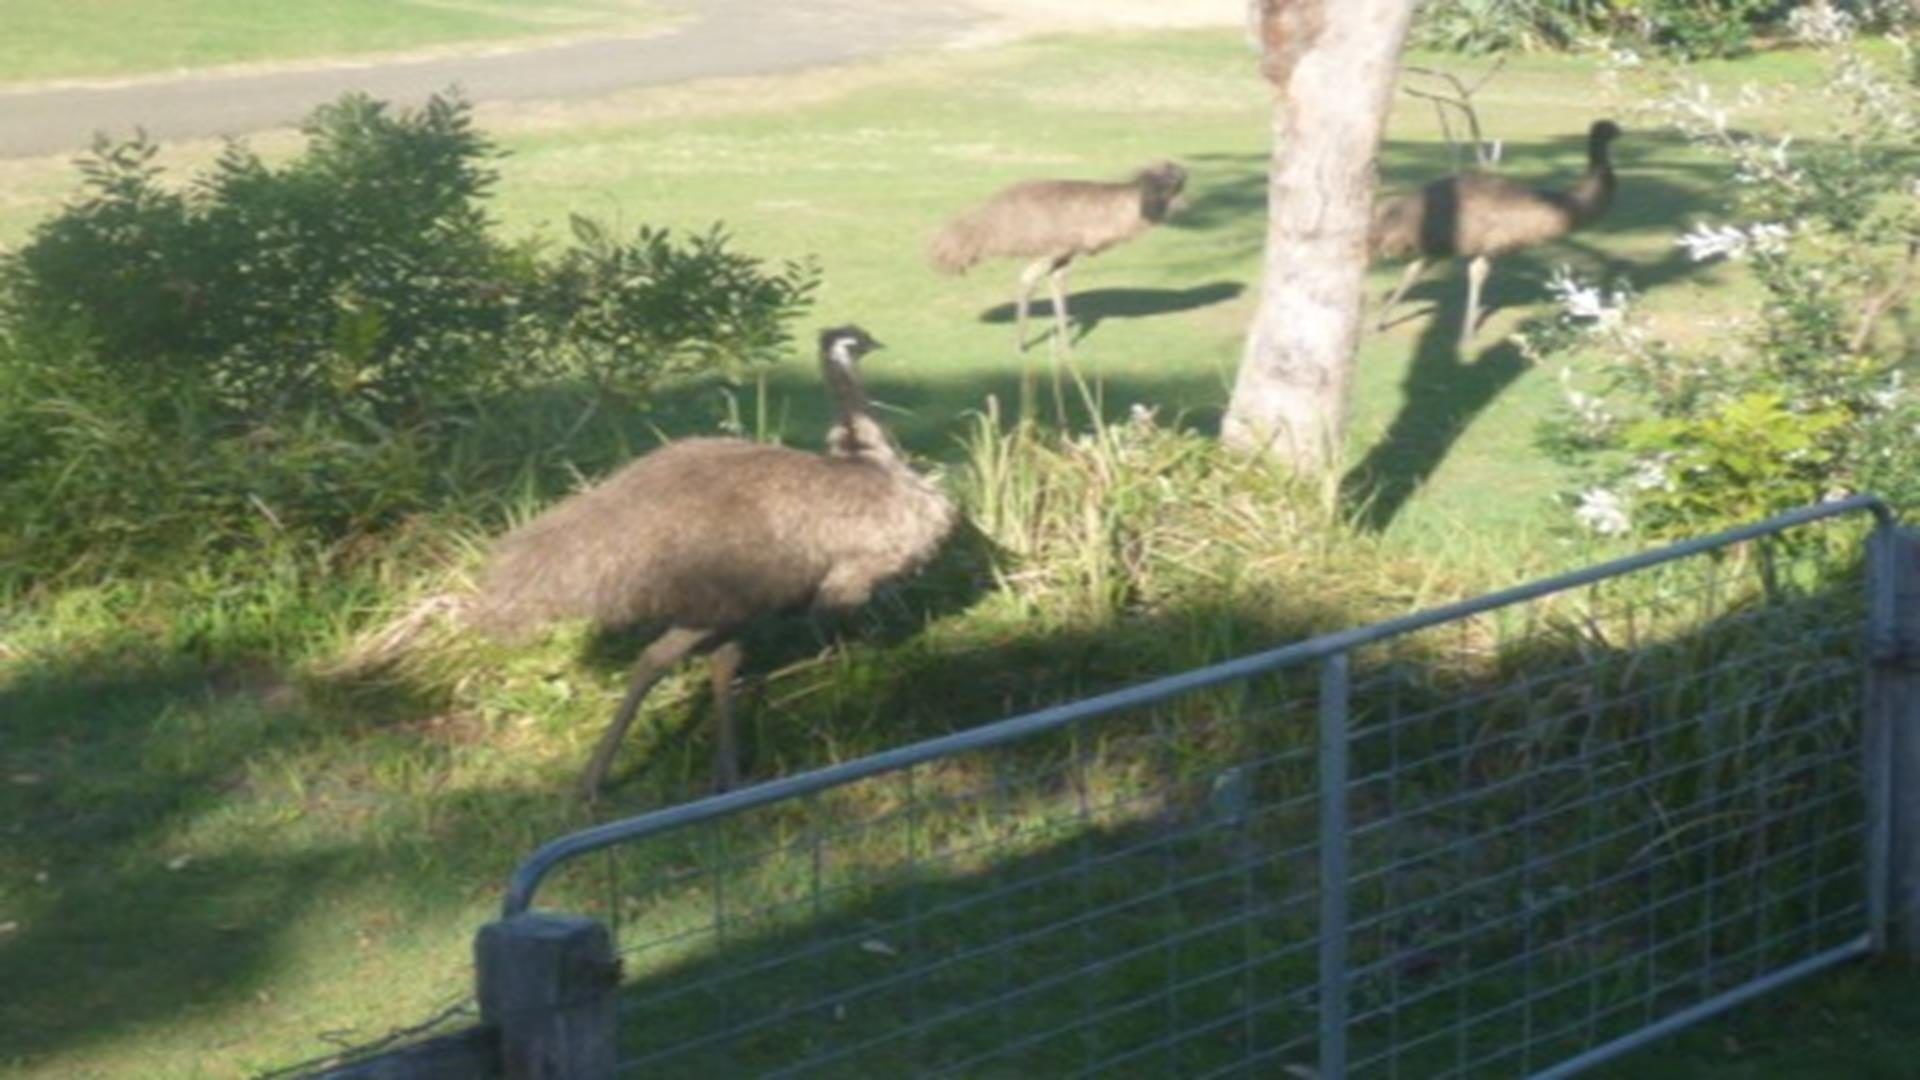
[475,326,954,797]
[929,161,1187,349]
[1370,119,1620,345]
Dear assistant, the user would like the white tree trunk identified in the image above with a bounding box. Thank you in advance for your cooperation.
[1222,0,1417,471]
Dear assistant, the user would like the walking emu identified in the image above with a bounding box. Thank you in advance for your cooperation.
[1371,119,1621,346]
[928,161,1188,350]
[474,325,957,798]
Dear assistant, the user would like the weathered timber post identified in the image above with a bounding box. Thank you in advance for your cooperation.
[1868,523,1920,960]
[476,913,620,1079]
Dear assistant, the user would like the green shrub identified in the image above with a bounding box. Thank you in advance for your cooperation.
[1413,0,1806,59]
[0,91,818,591]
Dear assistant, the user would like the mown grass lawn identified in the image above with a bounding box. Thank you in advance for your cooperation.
[2,23,1917,1079]
[0,0,664,84]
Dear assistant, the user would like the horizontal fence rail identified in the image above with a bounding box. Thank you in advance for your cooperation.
[499,495,1894,1078]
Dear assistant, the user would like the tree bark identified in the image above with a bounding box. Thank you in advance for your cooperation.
[1222,0,1417,471]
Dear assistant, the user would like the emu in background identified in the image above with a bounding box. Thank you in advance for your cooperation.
[473,326,956,799]
[1371,119,1621,347]
[929,161,1188,351]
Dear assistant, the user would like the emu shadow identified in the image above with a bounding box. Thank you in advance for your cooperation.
[1331,129,1734,532]
[975,280,1245,347]
[1342,243,1701,532]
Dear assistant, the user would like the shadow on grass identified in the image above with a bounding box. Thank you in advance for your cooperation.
[540,539,1871,1076]
[1340,243,1699,533]
[1165,130,1732,533]
[0,657,350,1069]
[0,504,1874,1074]
[973,280,1246,348]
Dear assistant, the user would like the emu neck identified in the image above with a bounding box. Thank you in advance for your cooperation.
[1569,136,1617,225]
[820,356,898,463]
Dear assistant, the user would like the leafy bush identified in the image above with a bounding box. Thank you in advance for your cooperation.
[1412,0,1595,54]
[1525,16,1920,540]
[1413,0,1813,59]
[0,91,818,590]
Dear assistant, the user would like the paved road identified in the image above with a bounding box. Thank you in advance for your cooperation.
[0,0,978,159]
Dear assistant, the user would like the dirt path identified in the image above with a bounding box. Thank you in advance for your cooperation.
[0,0,1241,161]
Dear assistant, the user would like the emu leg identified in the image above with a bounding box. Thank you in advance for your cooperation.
[706,637,746,792]
[1376,257,1427,330]
[1015,257,1053,352]
[1461,254,1491,348]
[580,625,712,800]
[1046,256,1074,350]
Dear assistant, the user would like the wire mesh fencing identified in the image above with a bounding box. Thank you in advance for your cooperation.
[502,497,1890,1078]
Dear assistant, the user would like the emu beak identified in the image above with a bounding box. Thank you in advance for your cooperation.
[867,338,887,352]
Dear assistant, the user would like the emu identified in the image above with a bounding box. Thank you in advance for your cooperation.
[928,161,1188,351]
[473,325,957,798]
[1371,119,1621,346]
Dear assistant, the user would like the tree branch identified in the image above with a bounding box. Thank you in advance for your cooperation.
[1850,239,1920,355]
[1401,58,1507,170]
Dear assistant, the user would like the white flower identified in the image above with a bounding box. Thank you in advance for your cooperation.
[1748,223,1791,255]
[1627,454,1677,493]
[1677,223,1747,262]
[1575,488,1632,536]
[1546,267,1631,329]
[1559,367,1615,433]
[1871,372,1904,412]
[1676,221,1792,263]
[1789,2,1857,46]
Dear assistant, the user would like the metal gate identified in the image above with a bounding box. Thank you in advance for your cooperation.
[498,496,1902,1078]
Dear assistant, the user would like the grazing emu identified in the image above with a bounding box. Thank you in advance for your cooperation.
[473,325,956,798]
[928,161,1188,350]
[1371,119,1621,346]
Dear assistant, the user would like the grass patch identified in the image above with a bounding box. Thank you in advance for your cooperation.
[2,24,1914,1079]
[0,0,665,84]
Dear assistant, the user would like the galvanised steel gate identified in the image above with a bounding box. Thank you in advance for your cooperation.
[495,496,1907,1078]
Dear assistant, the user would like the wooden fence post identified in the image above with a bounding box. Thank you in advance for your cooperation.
[1870,524,1920,961]
[476,913,620,1079]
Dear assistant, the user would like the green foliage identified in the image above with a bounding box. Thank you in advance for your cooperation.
[1413,0,1804,59]
[0,92,818,590]
[1528,25,1920,539]
[529,215,819,398]
[1620,393,1846,534]
[1412,0,1598,55]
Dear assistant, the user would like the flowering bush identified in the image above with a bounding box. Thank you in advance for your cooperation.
[1527,6,1920,539]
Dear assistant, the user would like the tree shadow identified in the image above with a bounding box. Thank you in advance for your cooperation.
[974,281,1246,348]
[0,654,355,1071]
[1341,243,1699,533]
[548,551,1865,1077]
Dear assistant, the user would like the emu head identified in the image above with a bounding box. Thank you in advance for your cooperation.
[1589,120,1623,151]
[819,324,885,370]
[1137,161,1189,221]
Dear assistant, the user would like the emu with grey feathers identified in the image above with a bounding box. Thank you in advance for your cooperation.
[473,325,956,798]
[1370,119,1621,346]
[928,161,1187,350]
